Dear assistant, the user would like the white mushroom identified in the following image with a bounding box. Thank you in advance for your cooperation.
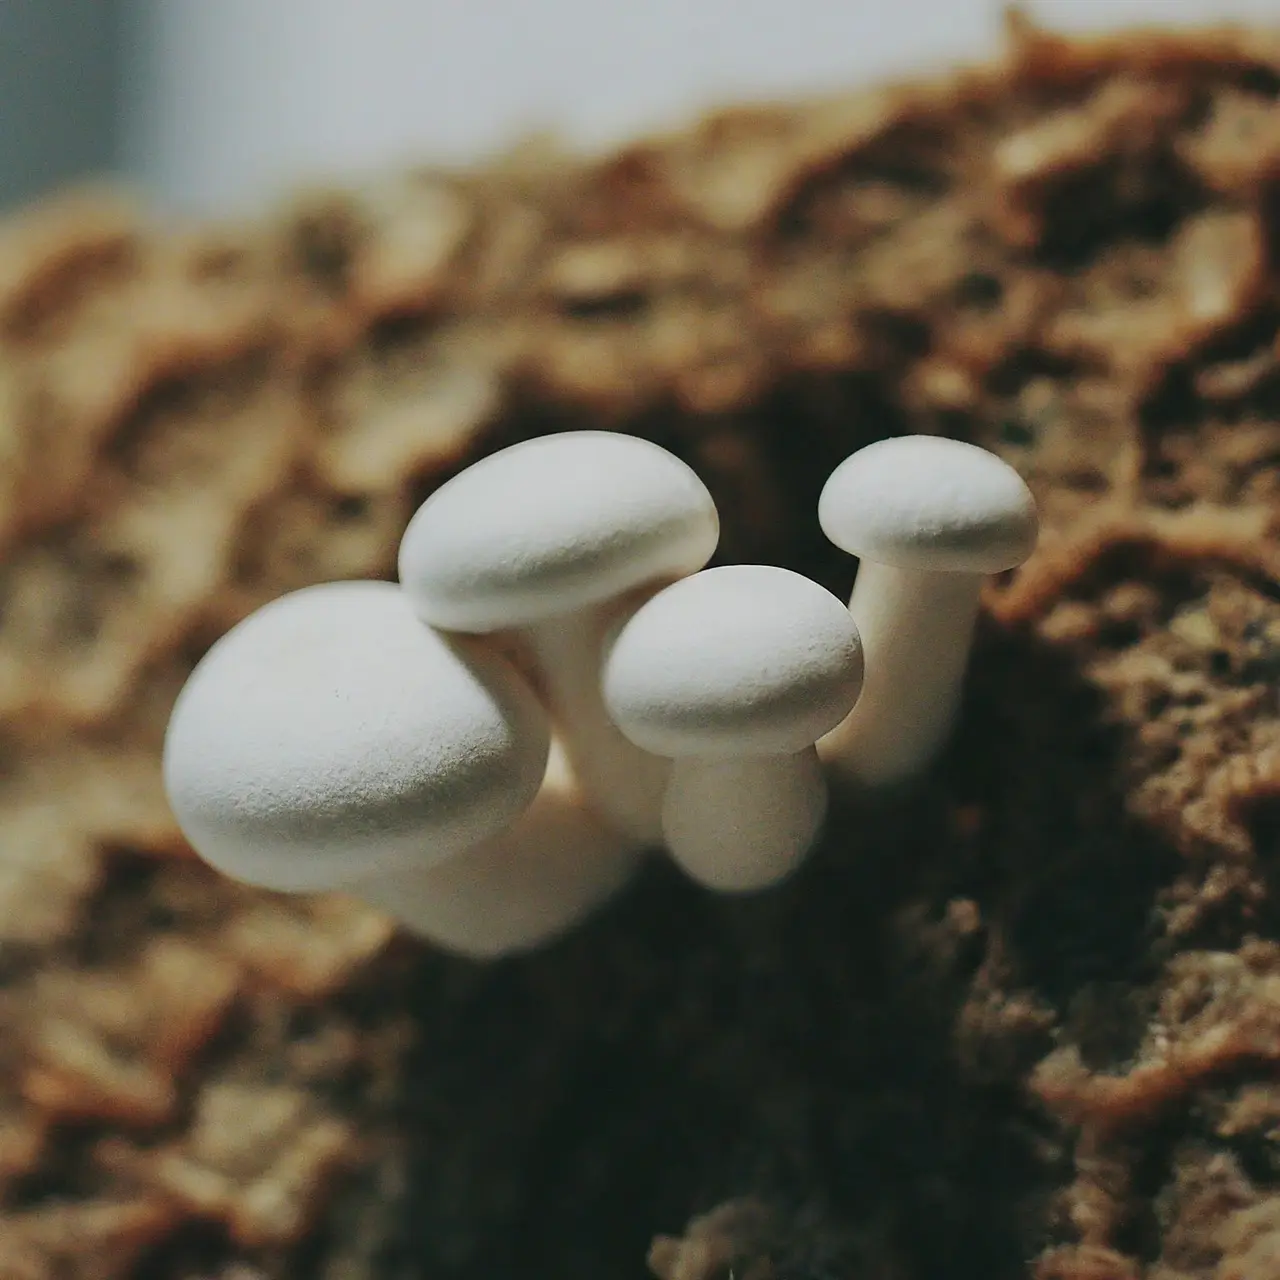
[603,564,864,892]
[816,435,1038,787]
[163,580,637,955]
[398,430,720,844]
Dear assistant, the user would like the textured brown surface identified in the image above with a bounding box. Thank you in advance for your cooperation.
[4,14,1280,1278]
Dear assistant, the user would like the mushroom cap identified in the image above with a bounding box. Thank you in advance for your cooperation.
[818,436,1038,574]
[603,564,864,757]
[163,581,549,893]
[398,431,719,632]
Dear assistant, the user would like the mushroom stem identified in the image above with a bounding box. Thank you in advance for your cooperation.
[523,610,669,845]
[662,749,827,893]
[819,562,982,786]
[350,741,642,958]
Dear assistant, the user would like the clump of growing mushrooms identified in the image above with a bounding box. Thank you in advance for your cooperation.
[164,431,1037,958]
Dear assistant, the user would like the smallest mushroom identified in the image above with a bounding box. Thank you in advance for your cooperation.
[816,435,1038,787]
[603,564,864,892]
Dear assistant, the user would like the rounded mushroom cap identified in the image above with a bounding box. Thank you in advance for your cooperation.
[163,581,549,894]
[818,436,1038,574]
[398,431,719,632]
[603,564,863,757]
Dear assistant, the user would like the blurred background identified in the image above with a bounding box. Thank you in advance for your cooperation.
[6,0,1280,219]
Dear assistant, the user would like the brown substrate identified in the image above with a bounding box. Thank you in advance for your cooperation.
[3,14,1280,1278]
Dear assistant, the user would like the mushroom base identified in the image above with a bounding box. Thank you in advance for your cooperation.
[350,743,644,957]
[661,748,827,893]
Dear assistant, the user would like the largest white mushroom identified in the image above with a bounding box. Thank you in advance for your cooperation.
[816,435,1038,787]
[163,580,639,957]
[397,431,720,844]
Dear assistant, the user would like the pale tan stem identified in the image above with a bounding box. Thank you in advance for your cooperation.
[523,609,669,844]
[352,741,643,957]
[818,563,981,786]
[662,747,827,892]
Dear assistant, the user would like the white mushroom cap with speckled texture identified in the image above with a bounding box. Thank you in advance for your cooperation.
[399,430,720,632]
[163,580,549,893]
[818,435,1037,575]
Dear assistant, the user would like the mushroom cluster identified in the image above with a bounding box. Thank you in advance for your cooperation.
[164,431,1037,957]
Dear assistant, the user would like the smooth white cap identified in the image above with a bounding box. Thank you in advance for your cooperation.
[603,564,864,757]
[163,581,549,893]
[818,436,1038,574]
[398,431,720,632]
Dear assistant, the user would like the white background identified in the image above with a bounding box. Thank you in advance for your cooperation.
[126,0,1280,214]
[3,1,1280,215]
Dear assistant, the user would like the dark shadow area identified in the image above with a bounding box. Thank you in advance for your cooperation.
[393,617,1184,1280]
